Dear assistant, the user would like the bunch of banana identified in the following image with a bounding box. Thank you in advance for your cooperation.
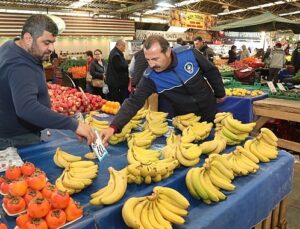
[55,161,98,194]
[127,145,161,164]
[145,110,168,122]
[122,186,189,229]
[166,130,180,145]
[244,128,278,163]
[172,113,201,131]
[127,158,179,184]
[109,122,134,145]
[213,112,232,124]
[181,122,213,143]
[89,118,109,131]
[186,154,235,204]
[199,134,227,154]
[53,147,82,168]
[132,107,148,120]
[224,147,260,176]
[90,167,127,205]
[127,129,156,148]
[142,111,169,137]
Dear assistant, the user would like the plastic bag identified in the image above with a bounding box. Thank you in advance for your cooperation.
[102,83,109,94]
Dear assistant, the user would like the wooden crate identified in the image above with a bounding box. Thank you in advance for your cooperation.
[253,198,287,229]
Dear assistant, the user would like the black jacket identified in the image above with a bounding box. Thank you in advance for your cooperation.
[131,50,148,87]
[228,50,237,64]
[111,46,225,131]
[106,47,129,88]
[291,47,300,73]
[90,59,107,80]
[199,44,214,62]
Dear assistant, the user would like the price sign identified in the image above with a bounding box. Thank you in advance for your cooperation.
[277,83,286,91]
[90,130,108,162]
[267,81,277,93]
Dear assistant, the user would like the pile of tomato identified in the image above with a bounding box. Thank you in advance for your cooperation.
[0,163,83,229]
[101,101,121,115]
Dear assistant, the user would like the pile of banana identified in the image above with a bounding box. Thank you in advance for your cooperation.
[90,167,127,205]
[214,112,256,145]
[186,154,235,204]
[131,107,148,120]
[199,134,227,155]
[224,146,260,176]
[127,130,156,148]
[56,161,98,195]
[127,145,161,164]
[127,158,179,184]
[109,122,134,145]
[181,121,213,143]
[85,114,109,131]
[53,147,82,168]
[122,186,190,228]
[244,128,279,163]
[143,110,169,137]
[172,113,201,131]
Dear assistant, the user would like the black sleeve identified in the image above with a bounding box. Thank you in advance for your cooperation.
[291,50,296,66]
[90,62,104,80]
[192,49,225,98]
[112,55,128,72]
[110,78,156,131]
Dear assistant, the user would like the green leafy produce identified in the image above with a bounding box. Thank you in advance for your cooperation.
[59,58,87,72]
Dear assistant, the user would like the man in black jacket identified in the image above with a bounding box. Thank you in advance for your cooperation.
[194,36,215,62]
[291,41,300,74]
[100,35,225,145]
[106,40,129,104]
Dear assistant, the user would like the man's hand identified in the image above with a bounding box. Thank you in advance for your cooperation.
[99,127,115,147]
[216,96,226,103]
[75,122,96,145]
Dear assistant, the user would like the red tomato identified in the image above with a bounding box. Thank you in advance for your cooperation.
[65,200,83,222]
[27,197,50,218]
[45,209,67,229]
[50,190,70,209]
[21,162,35,176]
[5,166,21,180]
[16,213,32,228]
[41,182,57,200]
[25,218,48,229]
[24,189,43,206]
[8,178,28,196]
[5,196,26,214]
[27,171,47,191]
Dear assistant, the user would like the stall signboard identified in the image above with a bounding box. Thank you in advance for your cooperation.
[135,30,186,41]
[169,10,216,30]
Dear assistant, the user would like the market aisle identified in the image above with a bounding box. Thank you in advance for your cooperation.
[287,161,300,229]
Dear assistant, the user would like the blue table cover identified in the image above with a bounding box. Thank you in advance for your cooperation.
[1,129,293,229]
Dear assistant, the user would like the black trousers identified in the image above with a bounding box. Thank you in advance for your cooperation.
[0,132,41,150]
[107,86,129,104]
[268,68,280,83]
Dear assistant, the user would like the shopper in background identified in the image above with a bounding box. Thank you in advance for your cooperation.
[85,50,94,93]
[90,49,107,97]
[100,35,225,145]
[50,49,58,62]
[269,43,286,83]
[106,40,129,104]
[173,37,184,48]
[291,41,300,74]
[0,14,95,150]
[263,47,272,66]
[193,36,215,62]
[228,45,238,64]
[240,45,250,60]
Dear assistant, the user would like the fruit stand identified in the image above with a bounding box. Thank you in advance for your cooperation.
[0,120,293,229]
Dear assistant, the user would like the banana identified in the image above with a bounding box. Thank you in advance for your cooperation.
[209,154,232,171]
[55,177,75,194]
[56,147,82,162]
[53,152,64,168]
[133,198,148,229]
[70,161,95,168]
[127,163,142,176]
[62,172,85,190]
[221,118,243,135]
[236,146,259,164]
[261,127,278,142]
[209,138,227,154]
[203,170,226,201]
[198,168,219,202]
[199,140,218,154]
[237,153,259,170]
[155,198,185,225]
[122,197,147,229]
[256,141,278,160]
[190,168,209,200]
[226,115,256,133]
[147,201,162,229]
[56,150,70,168]
[211,160,234,180]
[221,126,244,142]
[157,197,188,217]
[152,201,173,229]
[180,144,202,160]
[90,186,108,199]
[69,165,98,173]
[84,152,97,160]
[67,173,93,186]
[207,169,235,191]
[260,132,278,147]
[140,200,154,229]
[69,170,98,179]
[175,113,196,120]
[249,140,270,162]
[175,145,200,167]
[210,166,232,183]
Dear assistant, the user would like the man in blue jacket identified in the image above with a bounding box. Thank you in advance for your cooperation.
[100,35,225,145]
[0,15,95,150]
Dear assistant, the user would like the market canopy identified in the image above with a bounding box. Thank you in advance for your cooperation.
[211,12,300,34]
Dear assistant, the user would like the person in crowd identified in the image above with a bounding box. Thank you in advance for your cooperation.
[228,45,238,64]
[106,40,129,104]
[85,50,94,93]
[268,43,286,83]
[90,49,107,97]
[50,49,58,62]
[240,45,250,60]
[173,37,184,48]
[291,41,300,74]
[193,36,215,62]
[263,47,272,66]
[0,14,95,150]
[100,35,225,145]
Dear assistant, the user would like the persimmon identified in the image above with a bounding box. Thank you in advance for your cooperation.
[5,196,26,214]
[24,189,43,206]
[46,209,67,229]
[26,218,48,229]
[16,213,32,228]
[41,182,57,200]
[65,200,83,222]
[27,170,47,191]
[0,223,7,229]
[21,162,35,176]
[5,166,21,180]
[2,194,13,208]
[50,190,70,209]
[27,197,50,218]
[0,176,5,186]
[0,180,10,195]
[8,178,28,196]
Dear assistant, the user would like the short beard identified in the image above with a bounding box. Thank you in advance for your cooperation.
[28,40,44,62]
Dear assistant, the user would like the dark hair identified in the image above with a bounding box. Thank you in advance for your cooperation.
[21,15,58,39]
[194,36,203,42]
[86,50,93,58]
[231,45,237,50]
[176,37,183,44]
[94,49,102,54]
[143,35,170,53]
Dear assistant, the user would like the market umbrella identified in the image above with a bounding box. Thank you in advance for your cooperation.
[211,12,300,34]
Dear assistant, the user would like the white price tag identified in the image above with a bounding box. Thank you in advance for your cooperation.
[90,130,108,162]
[276,83,286,91]
[267,81,277,93]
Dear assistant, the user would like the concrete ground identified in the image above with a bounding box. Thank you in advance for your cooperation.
[286,160,300,229]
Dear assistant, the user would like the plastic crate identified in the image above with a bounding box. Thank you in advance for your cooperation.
[221,71,234,78]
[269,92,300,101]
